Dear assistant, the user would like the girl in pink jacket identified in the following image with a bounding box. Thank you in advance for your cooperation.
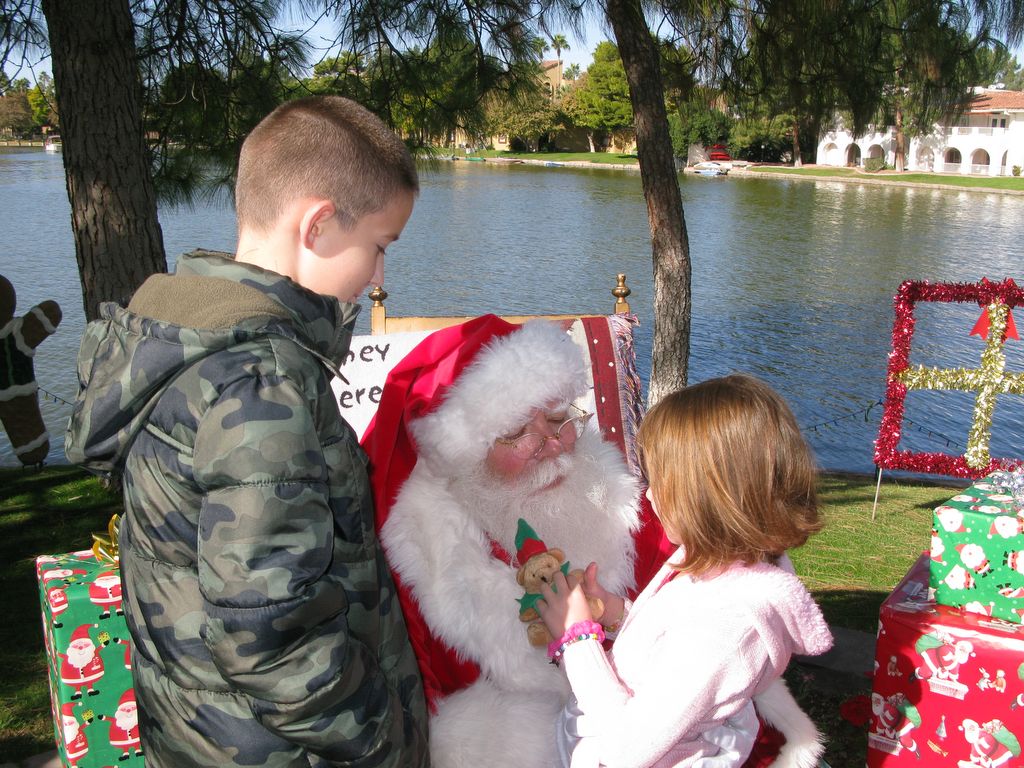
[538,374,833,768]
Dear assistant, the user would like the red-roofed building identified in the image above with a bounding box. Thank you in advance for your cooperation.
[816,87,1024,176]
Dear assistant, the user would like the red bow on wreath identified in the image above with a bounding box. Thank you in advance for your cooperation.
[969,306,1019,341]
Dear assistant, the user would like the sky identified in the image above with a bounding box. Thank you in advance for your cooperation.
[3,11,611,83]
[3,12,1018,84]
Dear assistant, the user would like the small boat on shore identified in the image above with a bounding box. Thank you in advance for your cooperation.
[693,161,728,177]
[44,136,62,153]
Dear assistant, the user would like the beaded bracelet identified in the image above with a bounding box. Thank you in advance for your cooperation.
[547,620,606,664]
[602,599,631,637]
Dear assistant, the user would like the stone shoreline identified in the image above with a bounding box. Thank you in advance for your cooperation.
[448,155,1024,196]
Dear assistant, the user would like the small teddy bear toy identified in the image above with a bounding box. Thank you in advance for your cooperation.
[514,518,604,647]
[0,274,62,465]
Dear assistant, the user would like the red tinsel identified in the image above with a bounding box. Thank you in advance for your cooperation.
[874,278,1024,479]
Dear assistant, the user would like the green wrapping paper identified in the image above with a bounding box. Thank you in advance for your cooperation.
[36,547,144,767]
[930,475,1024,624]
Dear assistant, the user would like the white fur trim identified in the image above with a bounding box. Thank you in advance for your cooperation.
[410,320,588,475]
[753,678,825,768]
[429,680,564,768]
[382,463,568,693]
[382,437,639,693]
[0,381,39,401]
[13,430,48,455]
[30,306,58,334]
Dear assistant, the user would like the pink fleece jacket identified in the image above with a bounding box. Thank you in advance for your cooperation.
[555,548,833,768]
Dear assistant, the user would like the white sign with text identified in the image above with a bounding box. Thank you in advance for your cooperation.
[334,330,433,438]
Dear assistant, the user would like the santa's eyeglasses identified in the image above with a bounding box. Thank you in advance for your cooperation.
[493,405,593,460]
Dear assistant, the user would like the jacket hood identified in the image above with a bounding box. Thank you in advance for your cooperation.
[65,251,359,476]
[731,562,834,667]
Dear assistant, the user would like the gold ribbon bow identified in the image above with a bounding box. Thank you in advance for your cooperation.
[91,514,121,565]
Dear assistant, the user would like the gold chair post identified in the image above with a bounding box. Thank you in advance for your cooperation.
[612,274,631,314]
[369,285,388,335]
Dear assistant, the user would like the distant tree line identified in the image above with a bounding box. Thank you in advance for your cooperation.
[0,71,57,136]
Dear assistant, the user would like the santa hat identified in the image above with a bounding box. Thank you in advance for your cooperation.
[70,625,92,644]
[514,519,549,563]
[62,702,77,719]
[362,315,587,527]
[408,319,587,472]
[118,689,135,708]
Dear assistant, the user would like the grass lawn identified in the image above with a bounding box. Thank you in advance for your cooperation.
[0,465,964,763]
[427,151,1024,193]
[756,165,1024,191]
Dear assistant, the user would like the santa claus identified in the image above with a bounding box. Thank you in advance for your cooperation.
[60,624,104,699]
[959,718,1021,767]
[364,316,822,768]
[41,566,87,585]
[870,692,920,758]
[914,631,974,682]
[88,570,123,620]
[102,688,143,760]
[61,702,90,766]
[47,585,69,628]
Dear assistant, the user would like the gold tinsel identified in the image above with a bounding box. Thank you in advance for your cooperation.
[896,302,1024,470]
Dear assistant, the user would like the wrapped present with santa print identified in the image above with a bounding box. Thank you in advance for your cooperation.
[36,522,144,766]
[870,553,1024,767]
[929,474,1024,625]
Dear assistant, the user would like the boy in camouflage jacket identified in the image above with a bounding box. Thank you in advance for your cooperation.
[65,96,428,768]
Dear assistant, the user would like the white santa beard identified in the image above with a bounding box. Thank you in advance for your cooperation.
[449,432,641,593]
[67,644,95,669]
[115,707,138,731]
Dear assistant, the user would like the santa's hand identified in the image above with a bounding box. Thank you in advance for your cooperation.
[538,571,593,638]
[583,562,625,629]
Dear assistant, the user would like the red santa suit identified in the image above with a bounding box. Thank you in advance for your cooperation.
[60,624,104,699]
[364,318,659,768]
[47,586,69,626]
[106,689,142,758]
[961,719,1019,767]
[364,317,819,768]
[88,570,123,618]
[61,702,89,766]
[872,694,920,756]
[915,635,974,681]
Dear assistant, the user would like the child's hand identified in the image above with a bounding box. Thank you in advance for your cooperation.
[582,562,626,630]
[537,571,593,639]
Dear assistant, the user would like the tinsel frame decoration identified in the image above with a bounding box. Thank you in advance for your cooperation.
[874,278,1024,478]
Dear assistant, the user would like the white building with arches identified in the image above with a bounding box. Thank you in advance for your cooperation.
[816,88,1024,176]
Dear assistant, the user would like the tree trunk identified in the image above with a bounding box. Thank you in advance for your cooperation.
[42,0,166,321]
[605,0,690,405]
[894,105,906,172]
[792,119,802,167]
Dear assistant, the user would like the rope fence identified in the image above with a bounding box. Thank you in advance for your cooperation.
[38,386,74,407]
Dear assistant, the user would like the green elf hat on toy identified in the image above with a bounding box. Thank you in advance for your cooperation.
[515,519,550,564]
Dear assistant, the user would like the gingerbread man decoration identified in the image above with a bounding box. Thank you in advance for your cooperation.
[0,274,61,465]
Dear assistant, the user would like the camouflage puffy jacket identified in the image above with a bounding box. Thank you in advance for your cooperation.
[66,252,429,768]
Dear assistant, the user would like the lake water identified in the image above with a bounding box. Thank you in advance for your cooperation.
[2,147,1023,475]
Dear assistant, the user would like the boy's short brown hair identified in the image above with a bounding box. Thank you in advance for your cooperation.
[236,95,418,232]
[636,374,822,577]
